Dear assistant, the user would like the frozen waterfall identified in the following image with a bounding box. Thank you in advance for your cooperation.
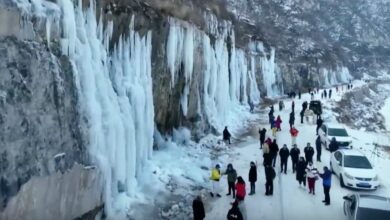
[59,0,154,215]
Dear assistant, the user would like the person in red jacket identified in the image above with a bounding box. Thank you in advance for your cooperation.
[290,126,299,146]
[275,115,282,131]
[235,176,246,202]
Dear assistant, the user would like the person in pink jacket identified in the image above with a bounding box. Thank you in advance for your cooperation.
[275,115,282,131]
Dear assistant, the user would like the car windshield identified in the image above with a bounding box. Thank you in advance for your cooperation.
[328,128,348,137]
[344,156,372,169]
[357,208,390,220]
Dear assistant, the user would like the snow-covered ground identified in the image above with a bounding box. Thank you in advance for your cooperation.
[204,81,390,220]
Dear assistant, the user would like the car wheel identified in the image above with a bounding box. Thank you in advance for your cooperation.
[340,175,345,188]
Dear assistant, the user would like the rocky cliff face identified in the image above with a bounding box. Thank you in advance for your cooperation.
[1,0,389,219]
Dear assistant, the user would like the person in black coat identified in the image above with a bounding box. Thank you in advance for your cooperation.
[296,157,307,186]
[290,144,300,173]
[324,90,327,98]
[300,110,305,124]
[223,126,231,144]
[270,139,279,167]
[265,164,276,196]
[329,89,332,99]
[315,135,322,162]
[304,143,315,164]
[279,144,290,174]
[248,161,257,195]
[316,117,323,135]
[302,101,308,111]
[259,128,266,149]
[329,137,339,153]
[289,111,295,129]
[298,91,301,99]
[193,196,205,220]
[227,201,243,220]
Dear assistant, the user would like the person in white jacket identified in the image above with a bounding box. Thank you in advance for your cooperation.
[305,162,319,195]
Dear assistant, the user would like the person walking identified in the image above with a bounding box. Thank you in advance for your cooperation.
[315,135,322,162]
[329,89,332,99]
[316,117,323,135]
[259,128,267,149]
[271,117,277,137]
[265,164,276,196]
[302,101,308,112]
[263,138,272,166]
[298,91,301,99]
[292,101,295,112]
[192,196,205,220]
[305,162,319,195]
[324,90,327,98]
[223,126,232,144]
[296,157,307,187]
[270,139,279,167]
[279,144,290,174]
[289,111,295,129]
[279,100,284,111]
[227,201,243,220]
[329,137,339,153]
[290,126,299,146]
[248,162,257,195]
[210,164,222,197]
[300,109,304,124]
[269,114,275,130]
[235,176,246,202]
[224,164,237,198]
[290,144,300,173]
[304,143,315,164]
[275,115,282,131]
[319,166,332,206]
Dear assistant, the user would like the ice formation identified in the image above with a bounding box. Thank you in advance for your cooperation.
[57,0,154,215]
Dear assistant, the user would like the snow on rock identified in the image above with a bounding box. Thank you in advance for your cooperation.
[380,97,390,131]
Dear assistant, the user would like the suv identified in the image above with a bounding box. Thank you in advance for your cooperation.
[330,149,379,190]
[319,123,352,149]
[309,100,322,115]
[343,194,390,220]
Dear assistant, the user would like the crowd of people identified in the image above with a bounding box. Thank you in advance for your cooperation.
[193,84,351,220]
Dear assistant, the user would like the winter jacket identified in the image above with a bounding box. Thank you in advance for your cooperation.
[304,146,315,158]
[290,148,300,161]
[193,198,205,220]
[270,142,279,156]
[269,115,275,125]
[300,110,304,117]
[296,160,307,181]
[289,112,295,124]
[290,128,299,137]
[302,102,308,111]
[223,128,231,140]
[275,117,282,128]
[210,168,221,181]
[329,140,339,153]
[236,183,246,199]
[249,165,257,183]
[227,206,243,220]
[279,147,290,161]
[316,118,323,127]
[259,129,266,142]
[265,166,276,182]
[225,168,238,183]
[320,170,332,186]
[315,136,321,150]
[305,164,319,178]
[263,143,270,154]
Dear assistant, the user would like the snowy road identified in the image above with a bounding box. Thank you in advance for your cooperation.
[205,86,390,220]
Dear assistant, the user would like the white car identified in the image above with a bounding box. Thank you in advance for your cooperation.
[319,123,353,150]
[330,149,379,190]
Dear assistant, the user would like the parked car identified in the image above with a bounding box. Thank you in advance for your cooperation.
[330,149,379,190]
[319,123,352,149]
[343,194,390,220]
[309,100,322,115]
